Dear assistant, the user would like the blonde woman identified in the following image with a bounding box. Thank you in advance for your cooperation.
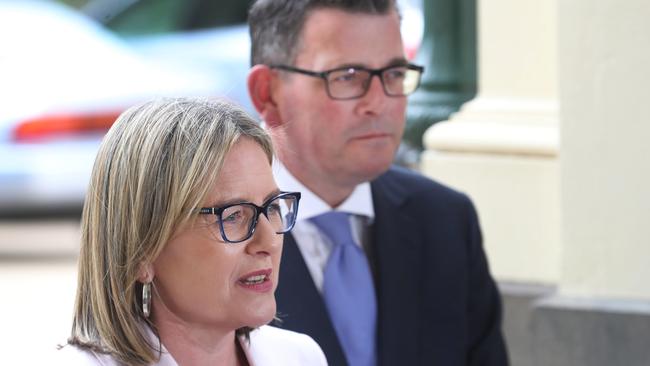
[56,98,327,365]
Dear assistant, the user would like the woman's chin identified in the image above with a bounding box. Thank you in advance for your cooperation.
[242,302,277,328]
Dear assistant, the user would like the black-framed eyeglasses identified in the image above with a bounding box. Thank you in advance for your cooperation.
[199,192,301,244]
[270,63,424,100]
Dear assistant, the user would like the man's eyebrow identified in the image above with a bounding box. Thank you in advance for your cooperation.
[385,57,410,67]
[326,63,366,70]
[332,58,410,70]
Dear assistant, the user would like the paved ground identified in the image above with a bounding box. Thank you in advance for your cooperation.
[0,220,80,364]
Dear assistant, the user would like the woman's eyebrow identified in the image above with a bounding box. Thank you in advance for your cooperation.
[263,189,282,203]
[206,188,282,208]
[205,198,245,208]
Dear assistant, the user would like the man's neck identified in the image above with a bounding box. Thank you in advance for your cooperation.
[281,159,356,209]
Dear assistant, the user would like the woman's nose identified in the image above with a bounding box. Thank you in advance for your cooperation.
[246,215,283,255]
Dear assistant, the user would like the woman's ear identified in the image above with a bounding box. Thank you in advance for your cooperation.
[138,262,154,283]
[247,64,283,127]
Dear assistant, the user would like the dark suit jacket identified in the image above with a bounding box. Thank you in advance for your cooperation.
[273,166,508,366]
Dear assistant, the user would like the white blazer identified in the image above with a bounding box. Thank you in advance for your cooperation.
[55,325,328,366]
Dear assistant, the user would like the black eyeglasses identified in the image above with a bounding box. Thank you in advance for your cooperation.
[199,192,301,244]
[270,63,424,100]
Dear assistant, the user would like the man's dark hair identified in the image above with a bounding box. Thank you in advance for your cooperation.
[248,0,397,66]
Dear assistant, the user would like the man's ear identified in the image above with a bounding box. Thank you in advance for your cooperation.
[247,64,283,127]
[137,262,154,283]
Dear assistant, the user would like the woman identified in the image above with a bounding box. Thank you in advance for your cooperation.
[57,98,326,365]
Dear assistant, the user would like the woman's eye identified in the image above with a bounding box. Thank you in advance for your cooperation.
[267,202,281,215]
[222,209,243,224]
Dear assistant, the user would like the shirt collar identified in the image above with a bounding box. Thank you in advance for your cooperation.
[272,159,374,221]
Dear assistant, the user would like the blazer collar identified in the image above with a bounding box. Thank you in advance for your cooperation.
[370,171,422,365]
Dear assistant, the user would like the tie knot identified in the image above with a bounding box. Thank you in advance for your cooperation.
[309,211,355,247]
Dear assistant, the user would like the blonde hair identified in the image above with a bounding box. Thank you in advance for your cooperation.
[68,97,273,365]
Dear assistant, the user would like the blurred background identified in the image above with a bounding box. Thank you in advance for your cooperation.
[0,0,423,216]
[2,0,649,365]
[0,0,422,363]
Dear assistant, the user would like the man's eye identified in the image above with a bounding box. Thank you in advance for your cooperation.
[331,70,359,83]
[385,68,406,80]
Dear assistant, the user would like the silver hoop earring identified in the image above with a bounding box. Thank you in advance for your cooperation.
[142,282,151,318]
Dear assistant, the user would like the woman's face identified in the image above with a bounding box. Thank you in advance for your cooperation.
[151,138,282,332]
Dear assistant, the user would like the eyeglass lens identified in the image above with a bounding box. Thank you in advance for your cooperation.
[326,66,421,99]
[219,195,298,242]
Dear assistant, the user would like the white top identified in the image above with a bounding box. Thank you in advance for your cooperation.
[54,325,327,366]
[272,161,375,291]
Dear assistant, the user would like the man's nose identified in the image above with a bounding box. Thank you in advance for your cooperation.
[356,74,387,114]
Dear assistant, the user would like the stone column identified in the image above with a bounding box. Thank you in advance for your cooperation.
[418,1,560,364]
[531,1,650,365]
[420,0,561,285]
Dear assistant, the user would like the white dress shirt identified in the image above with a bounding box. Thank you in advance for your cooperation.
[273,160,375,292]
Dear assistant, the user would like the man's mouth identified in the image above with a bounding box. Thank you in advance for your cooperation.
[354,132,391,140]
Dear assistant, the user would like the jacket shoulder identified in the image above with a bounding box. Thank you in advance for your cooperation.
[373,165,472,208]
[247,326,328,365]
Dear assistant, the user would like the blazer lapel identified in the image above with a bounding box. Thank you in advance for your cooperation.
[274,233,348,366]
[371,173,422,366]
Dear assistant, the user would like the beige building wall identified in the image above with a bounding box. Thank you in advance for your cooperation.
[558,0,650,300]
[421,0,560,284]
[422,0,650,301]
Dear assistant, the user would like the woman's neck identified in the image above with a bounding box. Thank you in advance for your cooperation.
[149,287,249,365]
[156,319,243,366]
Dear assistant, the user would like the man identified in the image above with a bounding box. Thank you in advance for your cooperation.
[247,0,508,365]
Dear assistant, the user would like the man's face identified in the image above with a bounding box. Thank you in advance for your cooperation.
[271,8,408,190]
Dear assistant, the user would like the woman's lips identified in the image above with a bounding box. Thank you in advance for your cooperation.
[237,269,273,292]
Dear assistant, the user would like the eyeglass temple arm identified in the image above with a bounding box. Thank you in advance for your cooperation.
[269,65,327,78]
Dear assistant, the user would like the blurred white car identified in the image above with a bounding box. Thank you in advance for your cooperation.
[0,1,251,214]
[0,0,421,214]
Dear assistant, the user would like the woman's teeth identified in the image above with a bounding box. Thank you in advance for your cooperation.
[242,275,266,284]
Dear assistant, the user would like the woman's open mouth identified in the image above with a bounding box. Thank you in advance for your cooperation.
[238,269,273,292]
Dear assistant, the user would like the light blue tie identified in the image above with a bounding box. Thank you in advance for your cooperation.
[310,212,377,366]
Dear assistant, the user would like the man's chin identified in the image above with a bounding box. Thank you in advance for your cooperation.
[351,158,393,182]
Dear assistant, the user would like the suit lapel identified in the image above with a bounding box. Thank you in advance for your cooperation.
[371,173,422,365]
[274,233,348,366]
